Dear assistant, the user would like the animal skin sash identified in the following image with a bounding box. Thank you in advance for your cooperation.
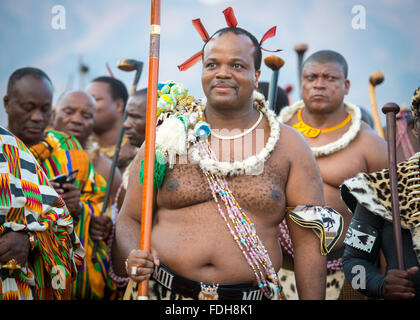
[341,152,420,264]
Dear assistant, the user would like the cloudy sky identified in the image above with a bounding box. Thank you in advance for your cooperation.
[0,0,419,126]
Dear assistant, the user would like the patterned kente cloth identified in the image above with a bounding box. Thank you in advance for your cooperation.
[0,126,84,300]
[30,130,116,300]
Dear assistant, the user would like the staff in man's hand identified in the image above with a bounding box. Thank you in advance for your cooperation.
[382,102,405,270]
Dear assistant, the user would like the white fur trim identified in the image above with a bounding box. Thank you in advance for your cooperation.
[156,116,187,167]
[342,173,391,220]
[278,100,362,157]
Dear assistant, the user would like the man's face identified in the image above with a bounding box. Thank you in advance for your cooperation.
[123,94,147,147]
[301,61,350,113]
[3,75,53,146]
[201,32,261,110]
[86,81,121,134]
[53,91,96,146]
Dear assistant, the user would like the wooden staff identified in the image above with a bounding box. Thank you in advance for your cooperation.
[369,71,385,138]
[382,103,405,270]
[264,55,284,112]
[137,0,161,300]
[294,43,308,96]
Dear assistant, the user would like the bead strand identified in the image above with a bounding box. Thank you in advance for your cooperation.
[198,139,280,298]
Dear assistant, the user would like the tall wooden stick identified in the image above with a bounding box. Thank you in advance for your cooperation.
[264,55,284,113]
[137,0,161,300]
[382,103,405,270]
[294,43,308,97]
[369,71,385,138]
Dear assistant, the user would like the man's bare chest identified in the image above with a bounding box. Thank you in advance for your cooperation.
[316,148,367,188]
[156,161,287,215]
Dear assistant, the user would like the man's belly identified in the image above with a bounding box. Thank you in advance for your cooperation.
[151,202,283,284]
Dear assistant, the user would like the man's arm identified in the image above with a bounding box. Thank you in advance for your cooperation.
[283,126,327,299]
[342,203,386,298]
[112,145,157,277]
[286,214,327,299]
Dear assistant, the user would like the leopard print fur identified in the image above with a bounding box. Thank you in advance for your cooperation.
[341,152,420,264]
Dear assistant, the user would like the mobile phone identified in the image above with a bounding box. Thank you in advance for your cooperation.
[52,170,79,188]
[52,173,68,187]
[66,169,78,184]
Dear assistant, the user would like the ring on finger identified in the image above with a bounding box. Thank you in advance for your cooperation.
[131,266,137,276]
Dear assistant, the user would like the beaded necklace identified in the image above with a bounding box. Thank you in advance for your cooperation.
[197,139,280,299]
[278,100,362,158]
[139,82,281,297]
[293,109,352,138]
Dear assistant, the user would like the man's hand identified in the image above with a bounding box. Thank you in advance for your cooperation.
[90,215,113,242]
[125,248,160,282]
[0,232,30,267]
[50,181,82,220]
[382,267,418,300]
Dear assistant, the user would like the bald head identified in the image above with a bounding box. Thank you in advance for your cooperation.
[56,90,96,109]
[53,90,97,146]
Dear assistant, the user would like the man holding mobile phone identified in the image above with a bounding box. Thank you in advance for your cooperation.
[51,171,83,224]
[3,67,116,300]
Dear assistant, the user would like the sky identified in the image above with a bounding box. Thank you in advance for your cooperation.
[0,0,419,126]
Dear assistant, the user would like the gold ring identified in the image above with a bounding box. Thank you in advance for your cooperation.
[2,258,22,270]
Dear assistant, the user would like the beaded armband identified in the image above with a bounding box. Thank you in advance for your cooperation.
[286,205,343,255]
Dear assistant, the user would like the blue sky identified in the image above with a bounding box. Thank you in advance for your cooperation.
[1,0,419,126]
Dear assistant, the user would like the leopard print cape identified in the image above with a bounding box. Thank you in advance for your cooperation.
[340,152,420,264]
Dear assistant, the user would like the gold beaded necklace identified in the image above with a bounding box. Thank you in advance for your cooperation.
[293,109,352,138]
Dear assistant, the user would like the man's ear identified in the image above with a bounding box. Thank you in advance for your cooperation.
[3,95,9,114]
[116,99,125,114]
[344,79,351,95]
[254,69,261,89]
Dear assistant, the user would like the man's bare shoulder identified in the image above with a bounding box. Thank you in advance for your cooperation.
[97,153,112,169]
[94,153,122,180]
[352,122,387,154]
[354,122,388,171]
[358,122,387,144]
[276,122,314,159]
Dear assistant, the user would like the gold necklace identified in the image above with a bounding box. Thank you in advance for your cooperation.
[293,109,352,138]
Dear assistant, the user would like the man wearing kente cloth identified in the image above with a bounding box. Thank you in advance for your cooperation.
[51,90,123,219]
[3,67,116,300]
[341,87,420,299]
[0,125,84,299]
[113,8,343,300]
[277,50,388,299]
